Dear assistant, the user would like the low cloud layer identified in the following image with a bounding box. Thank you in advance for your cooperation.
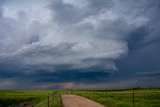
[0,0,160,89]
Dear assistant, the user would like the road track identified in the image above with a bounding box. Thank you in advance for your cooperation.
[62,94,105,107]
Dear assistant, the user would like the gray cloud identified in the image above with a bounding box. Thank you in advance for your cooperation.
[48,0,113,25]
[0,0,132,73]
[0,0,160,89]
[0,0,157,72]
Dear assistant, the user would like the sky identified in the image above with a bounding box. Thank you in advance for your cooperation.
[0,0,160,89]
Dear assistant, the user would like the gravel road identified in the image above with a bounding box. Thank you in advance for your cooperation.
[62,94,105,107]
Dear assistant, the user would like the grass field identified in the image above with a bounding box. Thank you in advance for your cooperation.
[0,90,61,107]
[0,88,160,107]
[71,88,160,107]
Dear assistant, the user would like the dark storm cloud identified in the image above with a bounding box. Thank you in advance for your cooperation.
[33,71,111,83]
[117,0,160,76]
[0,0,160,89]
[0,0,130,73]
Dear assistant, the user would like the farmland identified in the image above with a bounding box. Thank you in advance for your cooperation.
[0,88,160,107]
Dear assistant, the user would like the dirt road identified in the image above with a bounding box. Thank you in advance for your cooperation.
[62,94,105,107]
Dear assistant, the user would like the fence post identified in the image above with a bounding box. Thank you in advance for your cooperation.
[132,90,135,107]
[48,96,49,107]
[106,91,108,98]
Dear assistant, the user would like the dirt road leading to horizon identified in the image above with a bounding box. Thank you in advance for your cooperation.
[62,94,105,107]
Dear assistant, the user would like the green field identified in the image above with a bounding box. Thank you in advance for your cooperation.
[0,90,62,107]
[0,88,160,107]
[71,88,160,107]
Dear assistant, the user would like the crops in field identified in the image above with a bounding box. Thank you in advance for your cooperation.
[0,88,160,107]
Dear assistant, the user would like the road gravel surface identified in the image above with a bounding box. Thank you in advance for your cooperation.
[62,94,105,107]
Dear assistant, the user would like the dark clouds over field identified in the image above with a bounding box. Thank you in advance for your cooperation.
[0,0,160,89]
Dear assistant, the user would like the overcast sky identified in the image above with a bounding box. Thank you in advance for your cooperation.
[0,0,160,89]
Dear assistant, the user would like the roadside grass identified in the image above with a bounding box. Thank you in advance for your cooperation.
[0,90,53,107]
[70,88,160,107]
[0,90,63,107]
[36,91,63,107]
